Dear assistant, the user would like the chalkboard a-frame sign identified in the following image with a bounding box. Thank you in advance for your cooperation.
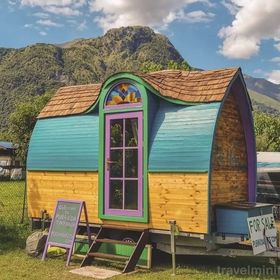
[42,199,90,265]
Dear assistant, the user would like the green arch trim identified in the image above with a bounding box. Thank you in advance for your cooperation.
[84,72,202,115]
[97,73,150,223]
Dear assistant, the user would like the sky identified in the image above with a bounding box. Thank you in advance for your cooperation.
[0,0,280,84]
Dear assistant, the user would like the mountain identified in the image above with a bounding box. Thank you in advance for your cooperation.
[244,74,280,101]
[0,26,279,132]
[0,26,184,131]
[244,75,280,115]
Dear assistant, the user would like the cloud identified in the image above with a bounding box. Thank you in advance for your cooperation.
[266,70,280,84]
[77,20,87,31]
[271,57,280,63]
[183,10,215,23]
[8,0,17,5]
[89,0,214,32]
[39,31,47,36]
[274,42,280,51]
[20,0,86,16]
[33,12,49,18]
[218,0,280,59]
[21,0,85,6]
[24,23,33,28]
[44,6,81,16]
[37,19,62,27]
[221,0,239,15]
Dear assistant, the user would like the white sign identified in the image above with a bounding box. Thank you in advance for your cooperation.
[247,214,277,255]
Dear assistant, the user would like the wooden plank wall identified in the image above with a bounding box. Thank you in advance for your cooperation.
[148,173,208,233]
[28,171,209,234]
[211,92,248,221]
[27,171,99,222]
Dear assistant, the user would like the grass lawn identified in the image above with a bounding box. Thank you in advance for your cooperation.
[1,224,280,280]
[0,180,26,225]
[1,180,280,279]
[1,248,280,280]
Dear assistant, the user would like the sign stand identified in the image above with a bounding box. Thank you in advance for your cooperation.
[42,199,91,265]
[247,213,277,255]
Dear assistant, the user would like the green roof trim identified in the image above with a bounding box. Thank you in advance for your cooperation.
[97,73,149,223]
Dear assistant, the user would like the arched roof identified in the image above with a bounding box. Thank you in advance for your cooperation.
[38,68,240,118]
[28,67,253,174]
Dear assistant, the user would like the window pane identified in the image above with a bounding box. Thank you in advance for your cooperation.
[125,150,138,178]
[109,150,123,178]
[110,119,123,147]
[125,180,138,210]
[109,180,123,209]
[125,118,138,147]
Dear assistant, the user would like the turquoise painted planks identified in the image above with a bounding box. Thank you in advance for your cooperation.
[27,114,99,171]
[148,101,220,172]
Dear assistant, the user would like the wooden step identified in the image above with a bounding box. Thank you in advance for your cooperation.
[88,252,129,261]
[81,226,149,272]
[95,238,136,246]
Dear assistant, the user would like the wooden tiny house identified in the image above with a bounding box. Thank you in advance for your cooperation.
[27,68,257,237]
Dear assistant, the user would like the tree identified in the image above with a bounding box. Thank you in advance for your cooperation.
[254,111,280,152]
[140,60,190,73]
[167,60,190,70]
[139,62,163,73]
[0,92,53,163]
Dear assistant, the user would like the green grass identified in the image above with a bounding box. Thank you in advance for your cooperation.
[1,226,280,280]
[1,248,280,280]
[1,180,280,279]
[0,180,26,225]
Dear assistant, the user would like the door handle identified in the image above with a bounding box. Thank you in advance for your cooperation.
[106,158,116,170]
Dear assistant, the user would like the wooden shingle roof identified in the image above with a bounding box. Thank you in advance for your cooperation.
[38,67,239,118]
[140,68,239,103]
[38,84,101,118]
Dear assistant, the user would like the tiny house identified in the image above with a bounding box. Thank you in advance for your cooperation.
[28,68,268,258]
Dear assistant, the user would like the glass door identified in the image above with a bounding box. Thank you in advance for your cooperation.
[104,111,143,216]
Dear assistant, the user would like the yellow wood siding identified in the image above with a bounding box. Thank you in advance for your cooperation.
[27,171,99,222]
[28,171,209,234]
[148,172,209,233]
[211,92,248,221]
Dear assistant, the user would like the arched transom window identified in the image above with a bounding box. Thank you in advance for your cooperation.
[105,83,142,107]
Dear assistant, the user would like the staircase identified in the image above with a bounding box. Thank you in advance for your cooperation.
[81,225,149,273]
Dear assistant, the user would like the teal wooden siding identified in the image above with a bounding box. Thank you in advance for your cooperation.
[27,115,99,171]
[148,101,220,172]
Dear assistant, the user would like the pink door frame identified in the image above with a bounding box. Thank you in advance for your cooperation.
[104,111,143,217]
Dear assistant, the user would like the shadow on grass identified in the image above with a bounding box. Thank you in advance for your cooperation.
[150,249,280,279]
[0,222,31,253]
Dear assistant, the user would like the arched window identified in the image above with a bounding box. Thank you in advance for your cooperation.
[102,81,143,217]
[105,83,142,107]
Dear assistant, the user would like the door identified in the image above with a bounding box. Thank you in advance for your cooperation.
[104,111,143,217]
